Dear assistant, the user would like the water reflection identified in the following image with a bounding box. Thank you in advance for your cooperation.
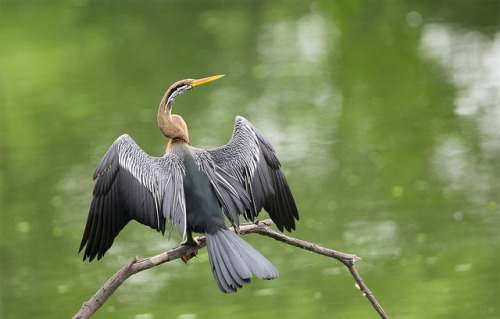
[343,220,400,259]
[251,12,342,178]
[422,26,500,116]
[422,24,500,151]
[423,24,500,204]
[257,13,335,75]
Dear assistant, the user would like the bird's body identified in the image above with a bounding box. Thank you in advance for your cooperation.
[181,143,226,235]
[79,75,299,293]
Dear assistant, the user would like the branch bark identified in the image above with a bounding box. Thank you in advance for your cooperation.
[241,220,389,319]
[73,219,389,319]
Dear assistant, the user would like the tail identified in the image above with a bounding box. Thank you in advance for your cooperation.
[205,229,279,293]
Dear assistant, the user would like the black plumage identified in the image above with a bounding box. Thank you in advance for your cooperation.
[79,75,299,292]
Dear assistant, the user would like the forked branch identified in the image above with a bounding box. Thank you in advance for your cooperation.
[73,219,388,319]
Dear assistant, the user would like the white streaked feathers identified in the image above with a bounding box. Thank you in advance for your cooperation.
[98,120,261,241]
[87,116,291,246]
[81,115,297,263]
[192,149,251,228]
[114,134,187,238]
[207,116,261,183]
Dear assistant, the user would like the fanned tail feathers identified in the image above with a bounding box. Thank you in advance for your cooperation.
[205,229,278,293]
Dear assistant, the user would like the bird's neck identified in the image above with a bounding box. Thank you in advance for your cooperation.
[165,138,189,154]
[158,99,190,144]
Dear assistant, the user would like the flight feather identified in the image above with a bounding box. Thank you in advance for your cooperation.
[207,116,299,232]
[79,134,186,261]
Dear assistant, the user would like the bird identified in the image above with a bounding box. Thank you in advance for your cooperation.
[79,75,299,293]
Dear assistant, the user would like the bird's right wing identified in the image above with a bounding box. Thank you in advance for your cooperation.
[207,116,299,232]
[79,134,186,261]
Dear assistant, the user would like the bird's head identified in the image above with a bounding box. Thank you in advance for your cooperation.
[158,75,224,142]
[161,74,225,112]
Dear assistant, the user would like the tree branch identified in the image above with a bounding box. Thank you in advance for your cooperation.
[241,220,389,319]
[73,219,388,319]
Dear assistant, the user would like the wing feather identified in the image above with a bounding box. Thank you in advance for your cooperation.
[79,134,186,261]
[207,116,299,232]
[193,150,251,229]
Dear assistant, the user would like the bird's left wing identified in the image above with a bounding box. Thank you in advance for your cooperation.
[193,149,252,229]
[79,134,186,261]
[207,116,299,232]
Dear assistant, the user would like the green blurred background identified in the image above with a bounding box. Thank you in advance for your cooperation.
[1,1,499,318]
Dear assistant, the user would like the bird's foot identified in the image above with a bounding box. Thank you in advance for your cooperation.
[192,236,201,246]
[181,236,201,264]
[181,236,201,246]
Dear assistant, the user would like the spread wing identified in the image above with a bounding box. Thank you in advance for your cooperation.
[79,134,186,261]
[207,116,299,232]
[193,149,252,230]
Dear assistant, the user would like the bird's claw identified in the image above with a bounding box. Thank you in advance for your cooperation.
[181,236,201,246]
[192,236,201,246]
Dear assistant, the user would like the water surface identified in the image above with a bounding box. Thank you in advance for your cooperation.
[1,1,499,318]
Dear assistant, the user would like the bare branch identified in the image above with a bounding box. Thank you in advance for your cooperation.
[242,220,389,319]
[73,219,388,319]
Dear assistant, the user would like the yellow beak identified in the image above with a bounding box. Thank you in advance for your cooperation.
[190,74,225,87]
